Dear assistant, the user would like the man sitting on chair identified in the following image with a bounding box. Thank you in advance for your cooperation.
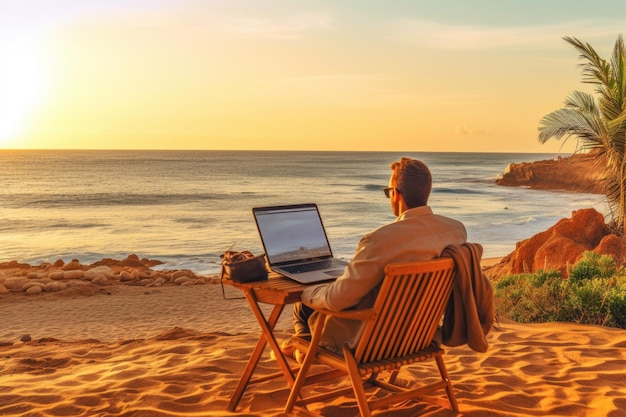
[291,157,468,354]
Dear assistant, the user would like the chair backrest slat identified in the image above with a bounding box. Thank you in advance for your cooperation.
[409,268,454,353]
[358,274,406,361]
[353,258,455,364]
[399,271,435,356]
[385,274,421,358]
[373,273,415,360]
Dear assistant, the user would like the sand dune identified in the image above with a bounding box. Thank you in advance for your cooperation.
[2,283,626,416]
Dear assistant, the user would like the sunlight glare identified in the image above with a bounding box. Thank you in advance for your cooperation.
[0,37,49,147]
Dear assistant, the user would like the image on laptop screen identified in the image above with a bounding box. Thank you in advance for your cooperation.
[254,205,333,265]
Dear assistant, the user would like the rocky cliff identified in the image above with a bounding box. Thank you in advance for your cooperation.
[485,208,623,278]
[495,152,607,194]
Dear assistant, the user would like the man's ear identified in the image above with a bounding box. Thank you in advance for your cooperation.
[395,191,408,213]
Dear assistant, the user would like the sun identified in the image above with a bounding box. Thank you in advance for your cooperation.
[0,36,49,147]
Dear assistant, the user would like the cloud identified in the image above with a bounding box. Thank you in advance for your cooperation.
[244,73,385,106]
[457,122,488,136]
[243,73,485,110]
[201,13,332,40]
[385,18,623,49]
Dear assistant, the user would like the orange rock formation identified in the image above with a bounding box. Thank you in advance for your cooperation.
[486,208,623,278]
[496,152,607,194]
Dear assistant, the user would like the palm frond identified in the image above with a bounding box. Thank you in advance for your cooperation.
[563,36,624,118]
[563,90,601,114]
[538,91,607,148]
[606,112,626,151]
[564,36,612,87]
[608,34,626,114]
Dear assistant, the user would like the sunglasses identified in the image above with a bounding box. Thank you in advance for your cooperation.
[383,187,399,198]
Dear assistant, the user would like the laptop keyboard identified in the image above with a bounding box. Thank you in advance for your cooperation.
[281,259,346,274]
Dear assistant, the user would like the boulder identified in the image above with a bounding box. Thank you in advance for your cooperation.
[486,208,624,278]
[91,275,110,286]
[3,277,29,290]
[593,234,624,264]
[533,237,590,275]
[174,276,194,285]
[553,208,608,243]
[84,266,115,281]
[61,261,82,271]
[25,285,43,295]
[121,254,145,268]
[172,270,195,280]
[63,270,84,280]
[49,271,65,280]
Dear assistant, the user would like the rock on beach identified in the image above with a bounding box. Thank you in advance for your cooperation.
[485,208,624,278]
[0,254,214,298]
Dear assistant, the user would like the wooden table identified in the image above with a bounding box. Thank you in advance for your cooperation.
[223,272,309,411]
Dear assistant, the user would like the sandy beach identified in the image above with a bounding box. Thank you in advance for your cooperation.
[2,260,626,417]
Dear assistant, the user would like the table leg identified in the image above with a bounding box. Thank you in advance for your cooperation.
[227,290,294,411]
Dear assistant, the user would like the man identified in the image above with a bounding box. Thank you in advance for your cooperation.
[292,157,468,353]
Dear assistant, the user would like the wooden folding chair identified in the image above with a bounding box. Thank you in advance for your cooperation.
[284,258,459,417]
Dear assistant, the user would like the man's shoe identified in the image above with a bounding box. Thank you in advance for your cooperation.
[280,340,296,356]
[270,340,296,360]
[294,348,305,364]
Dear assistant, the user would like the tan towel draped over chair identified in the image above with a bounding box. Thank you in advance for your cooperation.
[441,243,495,353]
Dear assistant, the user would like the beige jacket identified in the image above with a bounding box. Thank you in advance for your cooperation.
[302,206,467,353]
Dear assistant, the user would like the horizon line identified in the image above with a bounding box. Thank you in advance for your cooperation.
[0,148,574,154]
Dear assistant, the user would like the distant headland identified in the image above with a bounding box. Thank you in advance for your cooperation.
[496,152,606,194]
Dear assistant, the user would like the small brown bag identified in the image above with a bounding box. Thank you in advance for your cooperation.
[220,250,268,283]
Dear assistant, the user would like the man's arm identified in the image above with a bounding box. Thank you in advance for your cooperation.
[301,234,386,311]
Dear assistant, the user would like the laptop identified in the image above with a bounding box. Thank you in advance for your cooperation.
[253,203,348,284]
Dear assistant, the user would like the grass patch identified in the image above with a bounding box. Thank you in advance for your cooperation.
[494,251,626,328]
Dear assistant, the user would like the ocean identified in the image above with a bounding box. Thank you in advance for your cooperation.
[0,150,606,275]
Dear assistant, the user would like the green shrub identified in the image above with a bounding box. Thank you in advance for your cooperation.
[493,269,567,324]
[568,251,616,282]
[493,253,626,329]
[606,278,626,327]
[563,278,611,325]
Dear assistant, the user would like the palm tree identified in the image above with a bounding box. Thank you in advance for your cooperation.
[538,35,626,234]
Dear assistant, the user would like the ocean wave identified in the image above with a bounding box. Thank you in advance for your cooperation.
[2,192,221,208]
[474,215,539,227]
[174,217,211,225]
[433,187,484,195]
[363,184,385,192]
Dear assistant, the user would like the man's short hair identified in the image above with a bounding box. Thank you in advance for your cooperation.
[390,157,432,208]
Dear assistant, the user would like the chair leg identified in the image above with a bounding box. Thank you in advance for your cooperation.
[284,345,315,413]
[435,354,459,411]
[343,344,372,417]
[284,314,328,414]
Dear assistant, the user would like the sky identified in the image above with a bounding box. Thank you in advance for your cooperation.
[1,1,625,153]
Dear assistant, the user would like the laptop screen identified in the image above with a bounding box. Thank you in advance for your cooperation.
[253,204,333,266]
